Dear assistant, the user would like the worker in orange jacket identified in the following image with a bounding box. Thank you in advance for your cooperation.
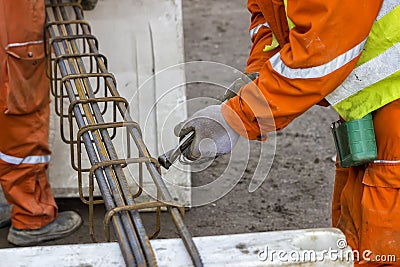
[0,0,82,246]
[176,0,400,266]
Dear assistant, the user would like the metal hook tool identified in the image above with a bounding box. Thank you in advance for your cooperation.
[158,131,195,169]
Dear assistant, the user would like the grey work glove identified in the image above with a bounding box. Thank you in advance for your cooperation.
[174,105,240,161]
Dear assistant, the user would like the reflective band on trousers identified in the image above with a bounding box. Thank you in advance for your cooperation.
[250,22,270,41]
[0,151,51,165]
[373,160,400,165]
[326,1,400,121]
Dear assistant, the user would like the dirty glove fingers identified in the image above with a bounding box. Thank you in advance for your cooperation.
[174,121,187,137]
[175,105,240,161]
[182,131,231,161]
[182,133,202,161]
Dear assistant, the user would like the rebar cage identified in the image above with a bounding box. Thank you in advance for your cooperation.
[45,1,202,266]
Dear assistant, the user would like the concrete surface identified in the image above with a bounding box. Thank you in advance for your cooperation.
[0,229,352,267]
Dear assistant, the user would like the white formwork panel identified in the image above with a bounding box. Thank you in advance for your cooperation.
[48,0,191,206]
[0,228,354,266]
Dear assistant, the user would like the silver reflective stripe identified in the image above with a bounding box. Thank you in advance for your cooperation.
[0,151,51,165]
[373,160,400,164]
[5,40,44,50]
[269,38,367,79]
[376,1,399,21]
[250,22,270,40]
[326,42,400,106]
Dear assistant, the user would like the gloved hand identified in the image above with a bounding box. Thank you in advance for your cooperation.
[174,105,240,161]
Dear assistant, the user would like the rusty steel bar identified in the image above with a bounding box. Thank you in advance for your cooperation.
[49,4,157,267]
[46,1,203,266]
[46,3,150,267]
[69,5,204,267]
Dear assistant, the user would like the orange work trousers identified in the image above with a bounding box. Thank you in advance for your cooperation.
[332,99,400,266]
[0,0,57,229]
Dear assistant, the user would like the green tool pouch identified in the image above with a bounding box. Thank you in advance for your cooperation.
[331,113,377,168]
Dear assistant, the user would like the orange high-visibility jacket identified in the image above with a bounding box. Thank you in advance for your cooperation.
[222,0,383,140]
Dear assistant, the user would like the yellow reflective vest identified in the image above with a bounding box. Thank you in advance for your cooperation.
[326,2,400,121]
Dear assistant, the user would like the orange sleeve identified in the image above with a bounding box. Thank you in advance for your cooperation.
[223,0,383,140]
[245,0,279,73]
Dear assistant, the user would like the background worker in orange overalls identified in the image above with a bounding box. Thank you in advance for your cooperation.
[176,0,400,266]
[0,0,81,246]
